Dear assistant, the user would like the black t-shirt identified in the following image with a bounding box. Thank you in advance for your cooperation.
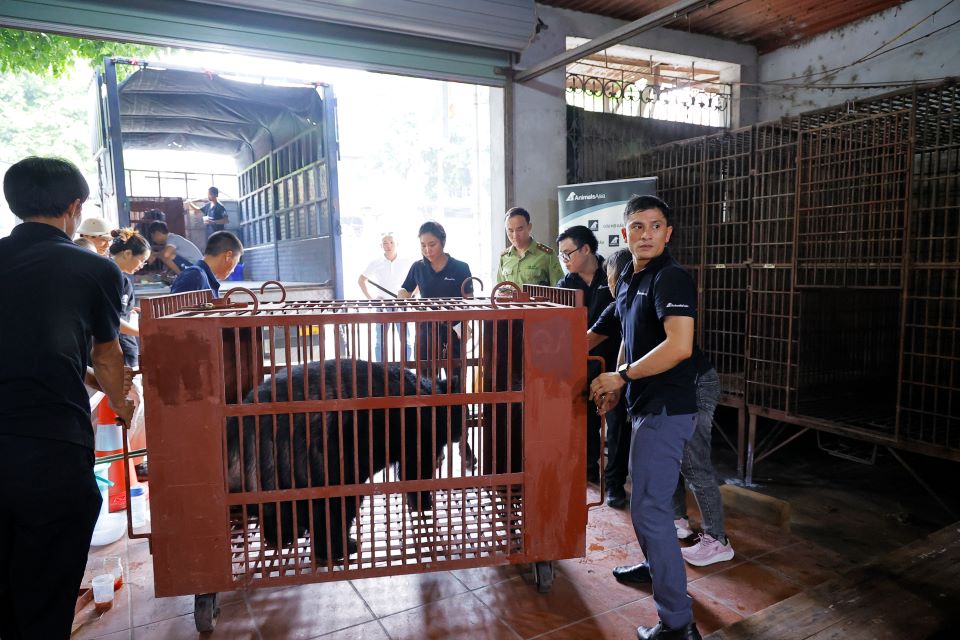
[401,256,473,359]
[615,247,701,416]
[0,222,123,449]
[202,201,227,231]
[401,256,473,298]
[557,255,618,372]
[119,272,139,367]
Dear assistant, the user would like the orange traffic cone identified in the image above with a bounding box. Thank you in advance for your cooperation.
[95,400,127,513]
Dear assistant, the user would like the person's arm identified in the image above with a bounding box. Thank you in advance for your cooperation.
[159,245,182,274]
[398,287,418,298]
[187,200,203,211]
[119,318,139,336]
[590,315,694,403]
[587,331,608,351]
[398,265,418,298]
[358,274,373,299]
[91,339,134,425]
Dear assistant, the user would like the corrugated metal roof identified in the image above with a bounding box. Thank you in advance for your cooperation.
[539,0,906,53]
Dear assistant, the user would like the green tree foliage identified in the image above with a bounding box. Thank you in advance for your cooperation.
[0,69,94,173]
[0,28,158,77]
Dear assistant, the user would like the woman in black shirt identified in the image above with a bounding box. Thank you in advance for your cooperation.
[398,221,473,360]
[108,229,151,367]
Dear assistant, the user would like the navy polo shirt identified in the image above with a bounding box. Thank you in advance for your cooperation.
[202,201,227,232]
[615,247,700,416]
[170,259,221,297]
[557,255,618,372]
[0,222,123,449]
[401,256,473,298]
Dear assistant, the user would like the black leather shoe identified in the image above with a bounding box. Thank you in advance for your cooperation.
[606,486,627,509]
[612,562,652,584]
[637,621,702,640]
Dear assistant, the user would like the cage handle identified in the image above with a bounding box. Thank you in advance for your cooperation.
[460,276,483,298]
[222,287,261,314]
[490,281,531,308]
[586,355,607,509]
[259,280,287,302]
[119,417,151,540]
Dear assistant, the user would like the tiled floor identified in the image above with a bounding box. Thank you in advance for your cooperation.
[73,486,851,640]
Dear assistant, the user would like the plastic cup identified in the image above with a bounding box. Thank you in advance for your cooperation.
[92,574,115,613]
[103,556,123,590]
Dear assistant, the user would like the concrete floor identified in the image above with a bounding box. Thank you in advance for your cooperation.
[72,418,960,640]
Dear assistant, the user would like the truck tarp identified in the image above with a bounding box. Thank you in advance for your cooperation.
[117,67,326,167]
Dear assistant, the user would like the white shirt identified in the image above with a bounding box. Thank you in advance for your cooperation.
[167,232,203,265]
[362,254,414,299]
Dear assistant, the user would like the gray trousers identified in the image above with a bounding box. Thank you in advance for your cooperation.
[672,368,726,540]
[630,409,697,629]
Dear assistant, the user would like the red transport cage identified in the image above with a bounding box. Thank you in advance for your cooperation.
[135,283,590,631]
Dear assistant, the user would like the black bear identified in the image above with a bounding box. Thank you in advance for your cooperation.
[226,359,462,562]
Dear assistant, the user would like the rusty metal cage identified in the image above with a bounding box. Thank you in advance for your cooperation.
[617,79,960,481]
[138,290,587,608]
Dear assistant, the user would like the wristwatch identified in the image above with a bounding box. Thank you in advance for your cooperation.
[617,362,633,383]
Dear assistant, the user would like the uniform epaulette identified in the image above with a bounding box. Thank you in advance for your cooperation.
[536,242,554,254]
[500,246,513,256]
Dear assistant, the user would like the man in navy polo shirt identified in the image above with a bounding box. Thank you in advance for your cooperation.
[169,231,243,297]
[0,157,133,639]
[590,195,703,640]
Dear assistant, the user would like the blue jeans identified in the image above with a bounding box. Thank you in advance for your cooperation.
[374,322,413,362]
[630,409,697,629]
[672,368,726,540]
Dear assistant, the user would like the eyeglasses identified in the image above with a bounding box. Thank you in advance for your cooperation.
[559,246,582,263]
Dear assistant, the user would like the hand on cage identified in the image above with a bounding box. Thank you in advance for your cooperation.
[111,397,135,428]
[590,372,625,407]
[594,387,621,414]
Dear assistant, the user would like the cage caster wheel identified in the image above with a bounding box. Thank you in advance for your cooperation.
[534,561,554,593]
[194,593,220,632]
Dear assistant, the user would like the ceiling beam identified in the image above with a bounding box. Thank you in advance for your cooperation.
[514,0,717,83]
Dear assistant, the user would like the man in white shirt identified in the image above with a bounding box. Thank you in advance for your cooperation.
[358,233,413,361]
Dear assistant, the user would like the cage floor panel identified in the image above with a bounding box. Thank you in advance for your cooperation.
[230,485,524,584]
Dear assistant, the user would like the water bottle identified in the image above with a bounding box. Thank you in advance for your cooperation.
[130,487,148,528]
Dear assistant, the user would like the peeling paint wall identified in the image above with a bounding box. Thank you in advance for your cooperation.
[510,4,758,251]
[758,0,960,121]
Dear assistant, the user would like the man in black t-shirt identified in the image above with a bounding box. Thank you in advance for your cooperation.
[0,157,132,639]
[556,225,614,484]
[590,195,704,640]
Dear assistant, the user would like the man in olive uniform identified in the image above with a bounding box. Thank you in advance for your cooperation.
[496,207,564,287]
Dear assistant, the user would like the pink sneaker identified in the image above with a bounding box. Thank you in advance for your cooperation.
[674,517,693,539]
[682,533,735,566]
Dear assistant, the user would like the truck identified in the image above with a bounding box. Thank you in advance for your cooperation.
[91,57,343,297]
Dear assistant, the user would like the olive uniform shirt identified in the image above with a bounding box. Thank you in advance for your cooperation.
[496,239,564,287]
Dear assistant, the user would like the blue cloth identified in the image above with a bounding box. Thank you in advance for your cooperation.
[202,201,227,232]
[400,256,473,297]
[0,223,123,449]
[170,259,221,298]
[629,409,697,629]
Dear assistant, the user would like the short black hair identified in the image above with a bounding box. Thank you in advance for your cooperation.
[147,220,169,239]
[556,225,598,255]
[3,156,89,219]
[204,230,243,256]
[504,207,530,224]
[623,194,672,225]
[606,248,633,276]
[208,186,219,197]
[143,209,165,222]
[418,220,446,247]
